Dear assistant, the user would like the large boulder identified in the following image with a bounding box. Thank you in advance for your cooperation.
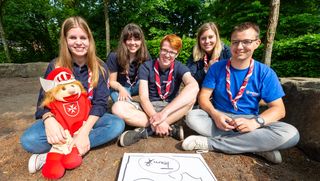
[281,77,320,161]
[0,62,48,78]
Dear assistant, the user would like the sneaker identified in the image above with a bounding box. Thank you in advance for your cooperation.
[119,128,148,147]
[182,135,209,151]
[169,125,184,140]
[255,150,282,164]
[28,153,47,174]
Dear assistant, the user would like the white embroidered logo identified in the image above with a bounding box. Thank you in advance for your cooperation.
[63,102,80,117]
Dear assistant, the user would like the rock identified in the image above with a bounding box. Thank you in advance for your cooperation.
[281,77,320,161]
[0,62,48,78]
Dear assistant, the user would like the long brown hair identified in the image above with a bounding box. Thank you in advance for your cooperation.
[193,22,222,62]
[116,23,149,73]
[55,16,106,88]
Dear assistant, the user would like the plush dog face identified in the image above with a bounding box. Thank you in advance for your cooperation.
[54,82,82,102]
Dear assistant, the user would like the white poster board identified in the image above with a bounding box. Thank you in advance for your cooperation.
[117,153,217,181]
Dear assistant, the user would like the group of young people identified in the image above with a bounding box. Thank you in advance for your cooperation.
[20,16,300,178]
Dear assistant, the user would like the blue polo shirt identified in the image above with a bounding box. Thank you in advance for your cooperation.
[139,59,189,102]
[106,52,151,87]
[35,59,109,119]
[202,59,284,115]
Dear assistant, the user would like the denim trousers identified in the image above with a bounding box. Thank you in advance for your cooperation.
[110,81,139,102]
[185,109,300,154]
[20,113,125,153]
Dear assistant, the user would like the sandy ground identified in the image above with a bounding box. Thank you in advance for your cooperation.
[0,77,319,181]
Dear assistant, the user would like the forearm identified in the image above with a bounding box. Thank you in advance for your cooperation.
[140,97,157,118]
[79,115,99,136]
[259,105,285,125]
[162,83,199,116]
[199,98,220,119]
[109,81,125,91]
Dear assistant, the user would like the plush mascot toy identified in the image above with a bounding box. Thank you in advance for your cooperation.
[39,67,91,179]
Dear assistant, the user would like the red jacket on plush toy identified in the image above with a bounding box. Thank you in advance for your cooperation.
[40,67,91,179]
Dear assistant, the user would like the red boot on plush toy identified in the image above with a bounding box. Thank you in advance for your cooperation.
[41,153,65,179]
[39,67,91,179]
[61,147,82,169]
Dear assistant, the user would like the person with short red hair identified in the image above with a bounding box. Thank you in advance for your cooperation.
[112,34,199,146]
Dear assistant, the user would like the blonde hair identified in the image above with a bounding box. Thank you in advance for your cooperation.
[193,22,222,62]
[41,81,87,107]
[55,16,106,88]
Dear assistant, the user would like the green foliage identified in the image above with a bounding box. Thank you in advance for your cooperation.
[271,60,320,77]
[0,0,318,78]
[277,13,320,39]
[272,34,320,62]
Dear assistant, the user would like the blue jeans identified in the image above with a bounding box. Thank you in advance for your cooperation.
[110,81,139,102]
[20,113,125,153]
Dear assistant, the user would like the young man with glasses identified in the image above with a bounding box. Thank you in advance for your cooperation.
[112,34,199,146]
[182,22,299,164]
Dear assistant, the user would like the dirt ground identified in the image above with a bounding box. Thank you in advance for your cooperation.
[0,77,319,181]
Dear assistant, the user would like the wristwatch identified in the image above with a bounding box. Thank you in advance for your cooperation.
[255,116,265,127]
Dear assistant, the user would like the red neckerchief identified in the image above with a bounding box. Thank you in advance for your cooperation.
[154,58,174,100]
[126,70,138,87]
[226,58,254,111]
[203,54,219,69]
[87,69,93,100]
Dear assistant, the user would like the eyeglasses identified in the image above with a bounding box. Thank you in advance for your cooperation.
[231,39,258,47]
[160,48,178,57]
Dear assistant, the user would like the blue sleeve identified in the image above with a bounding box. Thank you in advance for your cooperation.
[202,63,218,89]
[89,62,109,116]
[260,68,285,103]
[220,44,231,60]
[186,55,196,76]
[186,54,205,86]
[35,61,55,119]
[176,61,190,79]
[106,52,118,73]
[138,61,151,81]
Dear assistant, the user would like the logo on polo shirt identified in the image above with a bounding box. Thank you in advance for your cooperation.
[246,90,259,97]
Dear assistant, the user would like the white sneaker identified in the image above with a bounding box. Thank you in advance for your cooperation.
[182,135,209,151]
[28,153,47,173]
[255,150,282,164]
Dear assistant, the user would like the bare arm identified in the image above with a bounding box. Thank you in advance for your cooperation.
[232,98,285,133]
[139,80,157,118]
[199,88,235,131]
[69,115,99,155]
[109,72,131,101]
[160,72,199,117]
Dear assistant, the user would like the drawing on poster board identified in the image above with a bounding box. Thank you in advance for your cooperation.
[117,153,217,181]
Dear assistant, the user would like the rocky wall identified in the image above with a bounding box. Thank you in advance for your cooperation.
[0,62,48,78]
[281,77,320,161]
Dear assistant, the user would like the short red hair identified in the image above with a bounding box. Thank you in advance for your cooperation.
[160,34,182,52]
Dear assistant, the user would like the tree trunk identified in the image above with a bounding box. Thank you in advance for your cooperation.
[0,0,11,63]
[103,0,110,58]
[263,0,280,66]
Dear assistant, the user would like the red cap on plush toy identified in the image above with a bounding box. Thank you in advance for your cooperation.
[40,67,76,92]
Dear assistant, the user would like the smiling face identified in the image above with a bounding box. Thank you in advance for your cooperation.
[125,36,142,56]
[159,40,178,70]
[199,29,217,55]
[230,28,260,62]
[54,83,82,102]
[66,27,89,63]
